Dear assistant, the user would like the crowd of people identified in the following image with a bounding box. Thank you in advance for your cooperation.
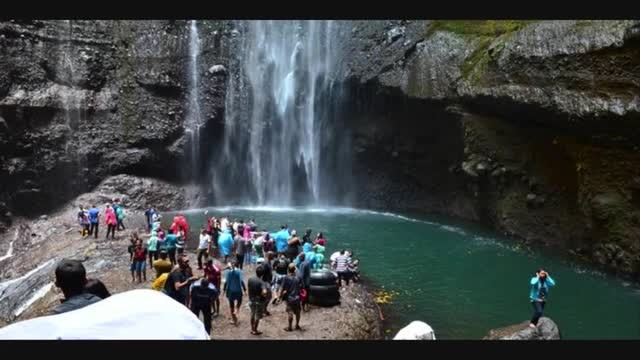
[63,210,360,336]
[76,199,127,239]
[65,207,557,336]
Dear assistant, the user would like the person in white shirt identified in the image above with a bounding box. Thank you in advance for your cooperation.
[197,229,211,270]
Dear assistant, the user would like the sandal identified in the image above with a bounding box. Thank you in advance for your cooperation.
[283,327,293,332]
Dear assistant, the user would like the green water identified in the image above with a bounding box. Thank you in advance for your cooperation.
[167,206,640,339]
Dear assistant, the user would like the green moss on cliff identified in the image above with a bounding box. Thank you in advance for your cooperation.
[426,20,536,39]
[426,20,538,84]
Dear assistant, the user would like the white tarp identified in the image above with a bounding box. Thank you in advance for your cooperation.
[393,321,436,340]
[0,289,210,340]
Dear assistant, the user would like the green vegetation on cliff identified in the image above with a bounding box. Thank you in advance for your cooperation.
[426,20,538,84]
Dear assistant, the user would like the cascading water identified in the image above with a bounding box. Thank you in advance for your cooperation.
[185,20,203,180]
[212,20,352,206]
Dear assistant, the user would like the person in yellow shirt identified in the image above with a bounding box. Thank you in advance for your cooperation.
[152,272,170,291]
[153,251,173,279]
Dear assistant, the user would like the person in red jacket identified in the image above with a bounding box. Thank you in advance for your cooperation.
[105,205,117,240]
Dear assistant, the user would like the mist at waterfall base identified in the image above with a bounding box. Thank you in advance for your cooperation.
[167,207,640,340]
[208,21,353,207]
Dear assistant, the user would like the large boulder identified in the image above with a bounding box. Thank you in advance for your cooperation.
[393,321,436,340]
[484,317,560,340]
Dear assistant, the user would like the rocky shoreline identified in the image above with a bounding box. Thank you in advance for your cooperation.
[0,174,383,339]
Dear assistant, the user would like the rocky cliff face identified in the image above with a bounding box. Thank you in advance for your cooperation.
[0,20,233,229]
[339,20,640,277]
[2,20,640,278]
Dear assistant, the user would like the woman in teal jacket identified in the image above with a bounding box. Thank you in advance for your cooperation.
[529,269,556,328]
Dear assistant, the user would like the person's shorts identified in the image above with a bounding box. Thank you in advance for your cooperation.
[249,300,264,321]
[227,291,242,302]
[133,260,146,272]
[286,301,301,315]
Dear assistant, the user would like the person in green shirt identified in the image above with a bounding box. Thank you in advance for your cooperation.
[147,231,159,269]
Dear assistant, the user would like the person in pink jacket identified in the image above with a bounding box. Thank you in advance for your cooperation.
[105,205,117,240]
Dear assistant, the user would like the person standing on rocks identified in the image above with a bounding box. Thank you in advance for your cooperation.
[88,205,100,239]
[114,199,125,231]
[296,253,311,312]
[153,250,173,278]
[163,255,197,306]
[132,239,147,283]
[260,252,274,316]
[223,260,246,324]
[218,227,234,264]
[286,230,301,262]
[77,206,90,237]
[188,277,218,336]
[335,250,351,288]
[203,258,221,316]
[104,204,117,240]
[147,230,159,269]
[144,207,153,232]
[529,269,556,328]
[233,229,246,270]
[197,229,211,270]
[165,229,179,265]
[248,265,269,335]
[50,259,102,315]
[176,229,186,256]
[278,263,303,332]
[272,252,290,300]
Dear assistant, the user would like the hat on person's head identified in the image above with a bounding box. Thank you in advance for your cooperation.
[159,250,168,255]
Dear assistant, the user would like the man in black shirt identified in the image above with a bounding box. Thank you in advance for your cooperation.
[260,252,274,316]
[189,277,218,335]
[164,255,197,305]
[278,263,303,331]
[271,253,289,303]
[50,259,102,315]
[248,265,268,335]
[302,228,312,245]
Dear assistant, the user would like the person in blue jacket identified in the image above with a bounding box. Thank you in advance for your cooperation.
[529,269,556,328]
[218,228,234,263]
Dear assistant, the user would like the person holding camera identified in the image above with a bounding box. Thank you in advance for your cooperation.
[529,269,556,328]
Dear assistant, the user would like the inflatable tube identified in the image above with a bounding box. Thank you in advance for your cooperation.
[309,284,339,297]
[309,270,337,286]
[308,294,340,307]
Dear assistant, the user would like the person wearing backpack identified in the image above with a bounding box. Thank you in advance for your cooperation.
[277,263,303,332]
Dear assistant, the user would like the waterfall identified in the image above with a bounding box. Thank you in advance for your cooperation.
[212,20,350,206]
[59,20,78,155]
[186,20,202,179]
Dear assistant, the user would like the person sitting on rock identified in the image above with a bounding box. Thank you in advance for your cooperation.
[529,269,556,328]
[314,232,326,246]
[85,278,111,299]
[50,259,102,315]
